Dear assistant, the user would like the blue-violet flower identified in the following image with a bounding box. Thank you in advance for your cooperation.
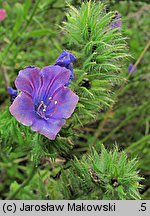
[7,87,18,104]
[9,66,79,140]
[111,13,122,30]
[128,63,137,74]
[55,50,76,85]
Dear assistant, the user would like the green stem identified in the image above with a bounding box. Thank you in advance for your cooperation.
[100,102,149,143]
[21,0,42,33]
[125,135,150,152]
[1,65,10,88]
[91,40,150,147]
[6,165,38,200]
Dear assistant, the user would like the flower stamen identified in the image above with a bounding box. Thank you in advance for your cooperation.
[36,101,48,118]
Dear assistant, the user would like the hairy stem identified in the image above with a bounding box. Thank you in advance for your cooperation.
[91,40,150,147]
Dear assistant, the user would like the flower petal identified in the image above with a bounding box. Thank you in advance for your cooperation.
[37,65,70,102]
[46,87,79,119]
[31,118,66,140]
[9,92,35,126]
[15,66,40,96]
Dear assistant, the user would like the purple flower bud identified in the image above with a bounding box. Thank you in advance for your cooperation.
[128,63,137,74]
[110,13,122,30]
[55,50,76,85]
[55,50,76,67]
[7,87,18,104]
[9,66,79,140]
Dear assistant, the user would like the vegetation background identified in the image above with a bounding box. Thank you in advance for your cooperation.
[0,0,149,200]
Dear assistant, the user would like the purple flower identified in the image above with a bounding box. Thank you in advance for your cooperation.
[7,87,18,104]
[0,9,7,22]
[111,13,122,30]
[128,63,137,74]
[9,66,79,140]
[55,50,76,85]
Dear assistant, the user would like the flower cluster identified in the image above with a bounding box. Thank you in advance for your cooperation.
[9,51,78,140]
[55,50,76,85]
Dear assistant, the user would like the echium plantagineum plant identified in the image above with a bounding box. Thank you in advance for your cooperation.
[8,1,129,142]
[61,145,142,200]
[62,1,130,125]
[4,1,143,200]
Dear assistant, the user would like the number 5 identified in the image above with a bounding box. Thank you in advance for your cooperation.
[141,203,146,211]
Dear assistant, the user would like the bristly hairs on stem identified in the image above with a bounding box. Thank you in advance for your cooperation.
[91,40,150,147]
[63,1,130,126]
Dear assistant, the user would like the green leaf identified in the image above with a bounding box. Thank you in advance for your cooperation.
[12,3,24,37]
[23,0,31,18]
[26,29,54,37]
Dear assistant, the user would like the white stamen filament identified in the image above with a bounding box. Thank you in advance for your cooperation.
[37,101,47,113]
